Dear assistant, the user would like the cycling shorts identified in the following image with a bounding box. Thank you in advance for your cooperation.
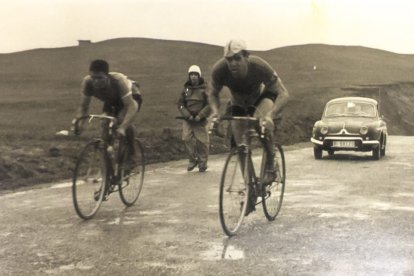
[226,91,277,116]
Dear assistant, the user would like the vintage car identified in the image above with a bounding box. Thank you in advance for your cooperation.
[311,97,387,160]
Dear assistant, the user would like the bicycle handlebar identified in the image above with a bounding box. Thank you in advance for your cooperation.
[210,116,265,138]
[219,116,259,122]
[75,114,117,124]
[72,114,118,135]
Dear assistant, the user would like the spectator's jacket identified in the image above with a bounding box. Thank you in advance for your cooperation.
[177,78,211,120]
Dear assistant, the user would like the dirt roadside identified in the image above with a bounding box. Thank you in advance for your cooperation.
[1,82,413,191]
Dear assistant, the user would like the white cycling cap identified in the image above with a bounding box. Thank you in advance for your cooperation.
[188,65,201,76]
[224,39,247,57]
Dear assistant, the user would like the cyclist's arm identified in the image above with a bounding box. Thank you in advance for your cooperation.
[77,94,92,117]
[268,77,289,118]
[118,78,139,132]
[76,77,92,117]
[208,83,222,117]
[119,94,138,129]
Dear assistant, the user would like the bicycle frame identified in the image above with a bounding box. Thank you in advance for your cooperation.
[216,115,286,234]
[73,114,145,219]
[74,114,123,194]
[221,116,267,200]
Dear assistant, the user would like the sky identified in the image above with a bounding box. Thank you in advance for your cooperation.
[1,0,414,54]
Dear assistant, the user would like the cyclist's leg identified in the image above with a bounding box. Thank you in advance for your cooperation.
[227,105,248,146]
[227,105,257,215]
[117,107,138,168]
[254,98,277,184]
[125,125,136,157]
[226,105,248,174]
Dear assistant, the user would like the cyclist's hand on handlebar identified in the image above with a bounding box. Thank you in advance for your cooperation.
[208,113,222,136]
[71,117,84,135]
[259,115,274,134]
[116,126,127,137]
[194,115,201,122]
[210,112,220,121]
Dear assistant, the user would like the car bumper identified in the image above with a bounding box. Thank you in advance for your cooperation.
[311,136,380,151]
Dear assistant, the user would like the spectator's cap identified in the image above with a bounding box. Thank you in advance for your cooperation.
[224,39,247,57]
[188,65,201,77]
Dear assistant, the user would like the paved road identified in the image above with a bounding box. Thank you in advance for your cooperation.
[1,136,414,275]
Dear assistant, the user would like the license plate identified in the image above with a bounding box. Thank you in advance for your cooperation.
[332,141,355,148]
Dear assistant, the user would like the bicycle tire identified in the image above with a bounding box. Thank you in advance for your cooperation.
[262,143,286,221]
[72,140,107,219]
[219,148,249,236]
[118,138,145,206]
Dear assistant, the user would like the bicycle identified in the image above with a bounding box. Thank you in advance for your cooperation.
[72,114,145,220]
[212,116,286,236]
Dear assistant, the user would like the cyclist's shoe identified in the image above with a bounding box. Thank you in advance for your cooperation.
[94,188,108,201]
[94,190,101,201]
[187,161,198,171]
[198,163,208,172]
[243,195,257,216]
[244,201,256,216]
[124,159,140,176]
[255,183,263,197]
[262,158,278,185]
[262,168,276,185]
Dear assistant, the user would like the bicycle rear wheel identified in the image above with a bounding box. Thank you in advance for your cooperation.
[119,138,145,206]
[72,140,107,219]
[262,143,286,221]
[219,148,249,236]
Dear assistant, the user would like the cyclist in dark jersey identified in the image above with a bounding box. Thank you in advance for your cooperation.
[73,59,142,160]
[209,39,289,185]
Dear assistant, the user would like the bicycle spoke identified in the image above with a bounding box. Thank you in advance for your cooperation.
[262,144,286,221]
[72,141,106,219]
[118,139,145,206]
[219,150,249,236]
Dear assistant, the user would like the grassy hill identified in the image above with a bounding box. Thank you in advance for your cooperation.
[1,38,414,189]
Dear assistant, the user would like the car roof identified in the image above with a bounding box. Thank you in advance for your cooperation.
[326,97,378,105]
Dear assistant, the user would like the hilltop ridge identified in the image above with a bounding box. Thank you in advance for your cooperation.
[0,38,414,189]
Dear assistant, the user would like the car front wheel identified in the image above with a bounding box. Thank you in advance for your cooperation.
[372,145,380,160]
[380,138,386,156]
[314,146,323,159]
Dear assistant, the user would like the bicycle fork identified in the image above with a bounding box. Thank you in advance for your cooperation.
[239,146,261,208]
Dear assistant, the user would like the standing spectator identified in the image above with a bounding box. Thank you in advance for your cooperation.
[177,65,211,172]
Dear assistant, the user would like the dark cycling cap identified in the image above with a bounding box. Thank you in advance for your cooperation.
[89,59,109,74]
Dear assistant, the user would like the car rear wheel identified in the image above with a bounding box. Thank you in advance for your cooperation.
[314,146,323,159]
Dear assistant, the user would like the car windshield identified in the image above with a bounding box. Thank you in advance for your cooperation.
[324,101,377,118]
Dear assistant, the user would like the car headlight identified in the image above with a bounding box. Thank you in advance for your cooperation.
[320,126,328,135]
[360,126,368,135]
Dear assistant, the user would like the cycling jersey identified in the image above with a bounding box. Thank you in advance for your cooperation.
[81,72,140,114]
[211,55,280,107]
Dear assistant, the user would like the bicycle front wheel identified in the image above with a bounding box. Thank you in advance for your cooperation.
[119,138,145,206]
[262,143,286,221]
[72,140,107,220]
[219,148,249,236]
